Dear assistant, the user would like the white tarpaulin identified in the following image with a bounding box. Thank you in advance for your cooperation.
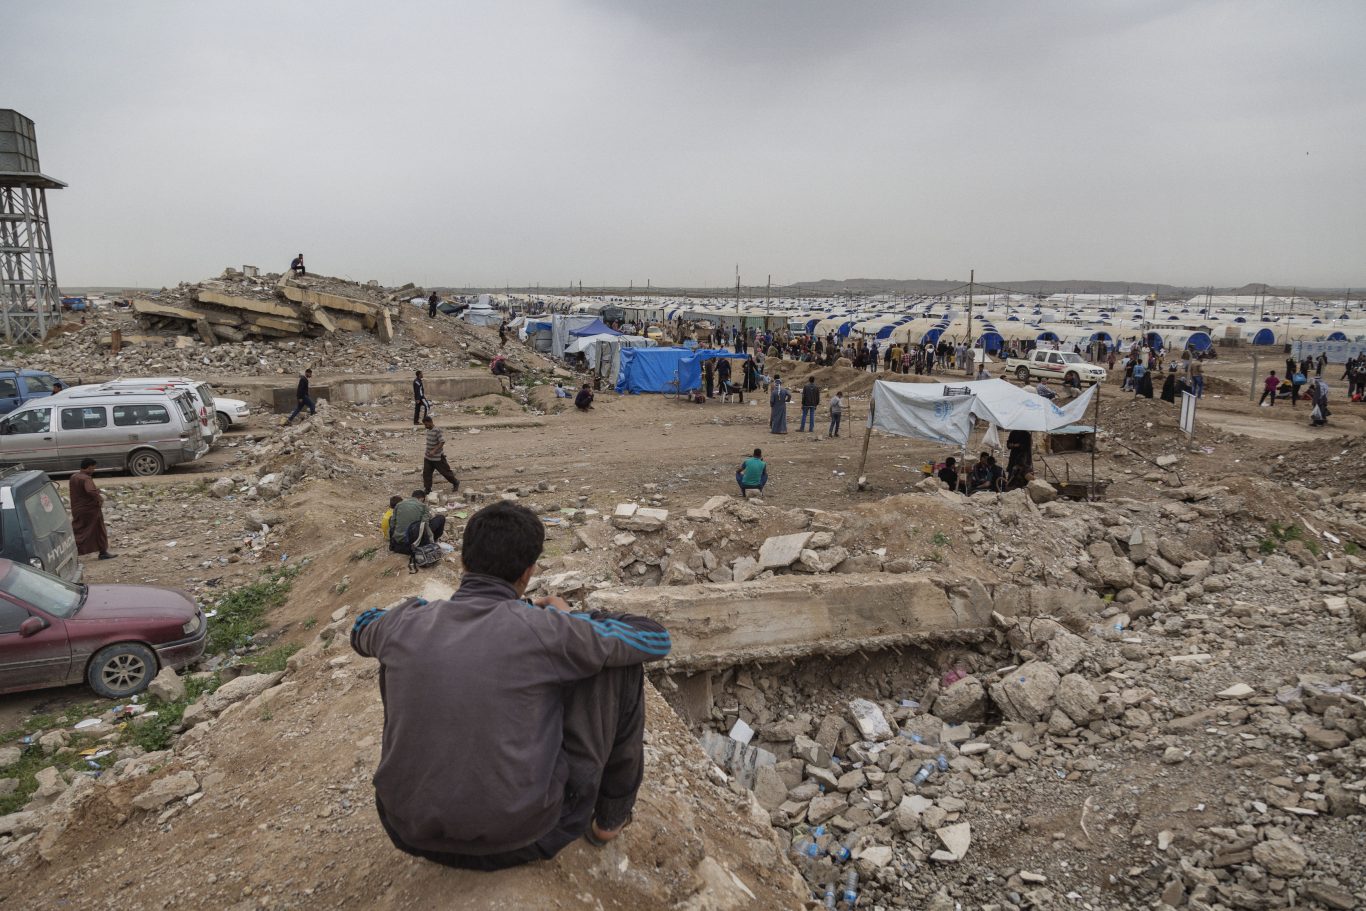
[565,334,653,377]
[870,378,1097,445]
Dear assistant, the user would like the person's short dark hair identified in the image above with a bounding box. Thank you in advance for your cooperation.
[422,416,433,425]
[80,458,96,470]
[752,448,762,458]
[979,451,989,460]
[304,368,312,375]
[415,370,423,377]
[389,495,403,508]
[945,457,956,467]
[411,489,427,499]
[462,502,544,583]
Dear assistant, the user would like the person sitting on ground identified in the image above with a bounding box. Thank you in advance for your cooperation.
[553,381,570,399]
[937,457,960,492]
[290,253,306,277]
[388,489,447,555]
[987,454,1005,492]
[380,495,402,542]
[1061,373,1082,399]
[966,452,994,495]
[1035,379,1057,400]
[490,355,509,376]
[736,448,768,496]
[352,501,671,870]
[575,383,594,411]
[975,364,990,381]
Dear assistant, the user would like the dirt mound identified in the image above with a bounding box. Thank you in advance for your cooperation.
[765,361,939,397]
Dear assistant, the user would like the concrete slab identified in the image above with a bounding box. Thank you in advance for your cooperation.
[587,573,989,671]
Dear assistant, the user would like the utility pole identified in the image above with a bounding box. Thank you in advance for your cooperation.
[765,274,771,320]
[735,264,741,316]
[967,269,974,349]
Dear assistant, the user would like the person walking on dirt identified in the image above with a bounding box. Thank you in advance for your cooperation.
[499,320,509,348]
[352,501,670,870]
[428,292,440,318]
[1190,359,1205,398]
[798,378,819,432]
[1259,370,1280,406]
[828,391,844,437]
[285,369,315,424]
[70,459,114,560]
[413,370,429,425]
[421,416,459,493]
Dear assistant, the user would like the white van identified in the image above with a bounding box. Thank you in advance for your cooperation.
[97,378,222,445]
[0,386,208,476]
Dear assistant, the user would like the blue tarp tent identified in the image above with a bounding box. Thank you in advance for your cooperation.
[570,319,622,338]
[614,347,748,394]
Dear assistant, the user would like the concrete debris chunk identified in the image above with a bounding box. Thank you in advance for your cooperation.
[757,532,814,569]
[848,698,893,741]
[1217,683,1254,699]
[989,660,1060,722]
[699,731,775,790]
[132,771,200,811]
[934,821,972,862]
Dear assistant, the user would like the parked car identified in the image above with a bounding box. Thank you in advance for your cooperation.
[97,377,222,445]
[1005,349,1107,385]
[0,386,208,477]
[0,467,80,582]
[212,396,251,432]
[0,559,205,697]
[0,367,66,416]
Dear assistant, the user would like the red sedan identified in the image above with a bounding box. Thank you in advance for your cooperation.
[0,559,206,699]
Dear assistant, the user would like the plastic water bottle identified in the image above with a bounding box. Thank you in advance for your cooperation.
[792,836,822,863]
[829,841,852,863]
[937,753,949,772]
[842,869,860,907]
[823,882,837,909]
[912,761,935,785]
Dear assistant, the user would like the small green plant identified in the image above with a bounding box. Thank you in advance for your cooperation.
[479,404,499,416]
[930,532,951,548]
[125,674,221,753]
[250,643,301,674]
[927,549,945,564]
[1345,542,1360,556]
[302,617,317,630]
[349,545,379,562]
[1305,539,1321,556]
[1258,539,1277,555]
[205,566,299,654]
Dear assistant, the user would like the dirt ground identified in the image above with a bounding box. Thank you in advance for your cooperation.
[3,331,1364,910]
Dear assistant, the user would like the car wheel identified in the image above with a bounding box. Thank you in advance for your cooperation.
[1015,366,1030,381]
[1065,371,1079,385]
[88,643,157,699]
[216,412,232,433]
[128,449,165,477]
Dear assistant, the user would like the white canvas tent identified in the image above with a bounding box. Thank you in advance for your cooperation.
[867,378,1097,446]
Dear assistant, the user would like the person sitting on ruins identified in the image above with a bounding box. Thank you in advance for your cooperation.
[1035,379,1057,401]
[575,383,595,411]
[388,490,446,555]
[380,495,402,542]
[736,448,768,496]
[966,452,995,496]
[290,253,306,277]
[352,502,670,870]
[937,456,961,492]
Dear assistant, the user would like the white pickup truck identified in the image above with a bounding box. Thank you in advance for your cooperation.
[1005,349,1107,385]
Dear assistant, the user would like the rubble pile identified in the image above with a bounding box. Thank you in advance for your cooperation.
[675,544,1365,909]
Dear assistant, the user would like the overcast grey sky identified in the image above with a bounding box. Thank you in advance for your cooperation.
[6,1,1365,289]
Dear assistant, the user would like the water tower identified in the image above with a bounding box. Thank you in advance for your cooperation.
[0,110,66,342]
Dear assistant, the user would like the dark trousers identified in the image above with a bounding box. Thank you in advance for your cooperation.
[376,664,646,871]
[413,400,429,424]
[423,457,459,492]
[737,470,767,496]
[1259,389,1276,406]
[287,395,315,422]
[828,413,841,436]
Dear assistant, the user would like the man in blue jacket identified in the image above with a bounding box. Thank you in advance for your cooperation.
[352,501,670,870]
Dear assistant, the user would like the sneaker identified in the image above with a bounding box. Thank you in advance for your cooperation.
[98,552,116,560]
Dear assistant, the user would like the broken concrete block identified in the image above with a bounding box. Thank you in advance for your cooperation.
[730,556,760,583]
[849,698,893,742]
[935,821,971,861]
[989,661,1060,722]
[758,532,814,569]
[132,771,200,811]
[1026,479,1057,504]
[699,731,776,790]
[933,675,986,723]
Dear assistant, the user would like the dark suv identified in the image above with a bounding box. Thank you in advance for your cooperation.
[0,367,65,415]
[0,467,79,582]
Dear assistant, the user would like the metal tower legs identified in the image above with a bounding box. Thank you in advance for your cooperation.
[0,184,61,343]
